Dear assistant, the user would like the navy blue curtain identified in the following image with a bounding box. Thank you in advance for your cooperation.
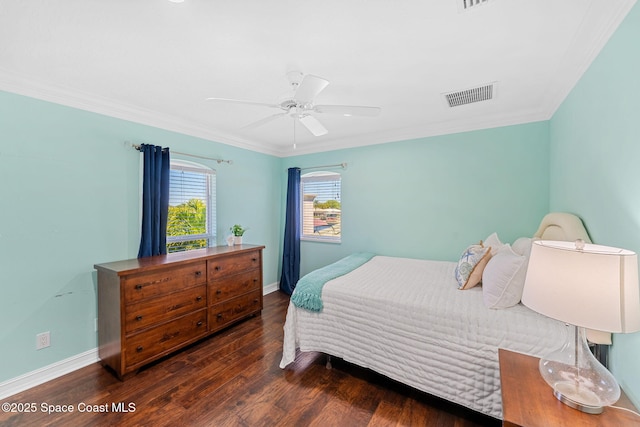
[280,167,301,295]
[137,144,170,258]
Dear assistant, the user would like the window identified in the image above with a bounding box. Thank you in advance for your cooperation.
[301,171,341,243]
[166,160,216,253]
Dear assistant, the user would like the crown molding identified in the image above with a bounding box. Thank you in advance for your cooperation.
[280,108,551,157]
[538,0,637,118]
[1,0,634,163]
[0,68,282,157]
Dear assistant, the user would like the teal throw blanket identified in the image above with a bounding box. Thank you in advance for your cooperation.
[291,252,376,312]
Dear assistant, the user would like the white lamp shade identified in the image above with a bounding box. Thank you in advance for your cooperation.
[522,240,640,333]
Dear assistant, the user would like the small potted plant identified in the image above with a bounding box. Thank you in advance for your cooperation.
[230,224,248,245]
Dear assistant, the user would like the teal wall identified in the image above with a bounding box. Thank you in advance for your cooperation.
[283,122,550,276]
[0,88,551,385]
[549,3,640,407]
[0,91,281,383]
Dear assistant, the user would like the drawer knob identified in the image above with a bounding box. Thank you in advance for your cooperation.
[196,296,203,301]
[252,258,257,262]
[195,271,202,277]
[197,321,203,327]
[253,298,259,303]
[216,289,222,295]
[136,346,143,353]
[135,315,143,321]
[217,313,223,319]
[135,284,143,290]
[214,266,221,271]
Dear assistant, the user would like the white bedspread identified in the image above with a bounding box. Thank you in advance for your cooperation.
[280,256,567,419]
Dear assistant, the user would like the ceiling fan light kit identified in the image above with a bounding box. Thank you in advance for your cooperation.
[206,71,381,141]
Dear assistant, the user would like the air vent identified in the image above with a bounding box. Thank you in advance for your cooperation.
[461,0,489,10]
[444,83,495,107]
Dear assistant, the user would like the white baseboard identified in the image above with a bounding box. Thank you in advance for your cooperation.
[0,348,99,400]
[263,281,279,295]
[0,282,281,400]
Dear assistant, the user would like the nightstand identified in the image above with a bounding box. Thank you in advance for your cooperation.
[499,349,639,427]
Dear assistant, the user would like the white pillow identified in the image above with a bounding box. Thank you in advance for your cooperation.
[512,237,533,258]
[482,244,527,309]
[483,232,506,256]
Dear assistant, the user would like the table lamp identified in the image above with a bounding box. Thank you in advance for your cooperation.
[521,240,640,414]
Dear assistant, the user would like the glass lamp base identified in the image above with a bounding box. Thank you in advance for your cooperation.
[539,325,620,414]
[553,382,604,414]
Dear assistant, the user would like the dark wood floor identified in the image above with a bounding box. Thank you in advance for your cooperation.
[0,291,500,427]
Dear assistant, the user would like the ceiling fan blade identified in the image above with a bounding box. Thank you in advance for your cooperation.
[297,115,328,136]
[206,97,280,109]
[313,105,381,117]
[242,112,287,130]
[294,75,329,104]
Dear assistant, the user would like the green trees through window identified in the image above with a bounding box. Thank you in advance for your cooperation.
[167,161,216,253]
[167,199,209,252]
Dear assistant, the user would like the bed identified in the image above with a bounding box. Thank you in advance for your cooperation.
[279,213,593,419]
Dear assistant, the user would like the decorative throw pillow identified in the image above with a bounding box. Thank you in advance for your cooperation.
[455,244,492,290]
[483,232,506,256]
[482,244,528,308]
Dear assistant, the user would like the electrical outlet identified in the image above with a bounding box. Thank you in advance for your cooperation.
[36,331,50,350]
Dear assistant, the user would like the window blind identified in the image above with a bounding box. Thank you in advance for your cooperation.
[167,162,216,252]
[301,172,341,242]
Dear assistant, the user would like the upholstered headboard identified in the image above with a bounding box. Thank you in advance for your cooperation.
[532,213,611,344]
[533,212,592,243]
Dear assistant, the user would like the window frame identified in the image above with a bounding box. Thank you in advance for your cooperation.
[300,171,342,244]
[166,159,216,252]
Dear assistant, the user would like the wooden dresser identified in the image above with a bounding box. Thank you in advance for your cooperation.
[95,245,264,379]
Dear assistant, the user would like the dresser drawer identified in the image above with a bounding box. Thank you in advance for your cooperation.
[209,290,262,332]
[124,309,207,369]
[123,262,206,303]
[207,250,261,280]
[209,269,261,303]
[124,285,207,334]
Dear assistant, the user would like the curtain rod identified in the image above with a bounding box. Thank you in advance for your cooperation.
[301,162,347,171]
[128,142,233,164]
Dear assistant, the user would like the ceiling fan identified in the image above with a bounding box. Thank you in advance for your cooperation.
[206,71,381,137]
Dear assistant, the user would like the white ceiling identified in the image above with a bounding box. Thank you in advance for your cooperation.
[0,0,635,157]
